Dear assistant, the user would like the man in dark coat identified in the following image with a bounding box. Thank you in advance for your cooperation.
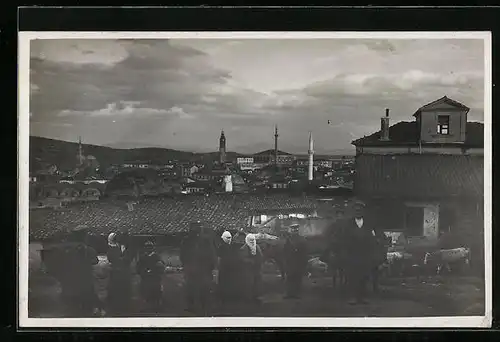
[49,225,102,317]
[136,240,166,313]
[216,230,241,309]
[283,223,309,299]
[321,222,348,291]
[338,200,379,305]
[180,221,218,315]
[371,230,390,294]
[106,232,135,316]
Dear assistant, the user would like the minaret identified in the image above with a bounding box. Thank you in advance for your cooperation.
[77,136,84,166]
[274,125,279,166]
[380,108,390,141]
[219,130,226,164]
[308,131,314,181]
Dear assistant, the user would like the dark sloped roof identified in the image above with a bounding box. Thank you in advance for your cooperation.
[355,154,483,199]
[185,181,215,189]
[352,121,483,148]
[413,96,470,117]
[254,149,292,156]
[29,193,319,240]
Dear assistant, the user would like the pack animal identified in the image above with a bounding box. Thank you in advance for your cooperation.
[306,257,329,279]
[424,247,471,275]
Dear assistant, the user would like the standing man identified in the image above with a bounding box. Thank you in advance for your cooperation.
[283,223,309,299]
[59,225,102,316]
[371,230,390,294]
[136,240,166,313]
[340,200,379,305]
[180,221,218,315]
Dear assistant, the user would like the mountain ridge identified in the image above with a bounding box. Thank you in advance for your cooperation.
[28,136,354,172]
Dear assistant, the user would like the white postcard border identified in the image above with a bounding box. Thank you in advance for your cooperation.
[18,31,492,328]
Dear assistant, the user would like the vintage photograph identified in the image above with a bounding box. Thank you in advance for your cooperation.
[19,32,491,327]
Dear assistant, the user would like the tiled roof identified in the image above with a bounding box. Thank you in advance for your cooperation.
[352,121,483,148]
[29,193,320,240]
[254,149,292,156]
[355,154,483,199]
[184,181,215,189]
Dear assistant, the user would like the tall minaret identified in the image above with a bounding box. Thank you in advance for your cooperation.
[77,136,84,166]
[274,125,279,166]
[219,130,226,164]
[308,131,314,181]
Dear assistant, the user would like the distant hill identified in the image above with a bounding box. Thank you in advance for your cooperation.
[29,136,239,172]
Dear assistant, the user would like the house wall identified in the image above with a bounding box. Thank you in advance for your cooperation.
[357,146,483,156]
[237,157,254,164]
[354,154,483,198]
[423,204,439,240]
[364,198,484,259]
[419,107,467,143]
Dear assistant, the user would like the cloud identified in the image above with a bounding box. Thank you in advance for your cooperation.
[29,38,485,153]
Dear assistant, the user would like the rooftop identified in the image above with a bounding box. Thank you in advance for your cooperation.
[413,96,470,117]
[351,121,484,148]
[29,193,320,240]
[254,149,293,156]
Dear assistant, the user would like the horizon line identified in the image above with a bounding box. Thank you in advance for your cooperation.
[29,135,356,156]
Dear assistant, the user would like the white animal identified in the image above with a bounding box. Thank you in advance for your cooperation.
[255,232,279,241]
[424,247,471,274]
[386,251,404,264]
[382,251,418,277]
[307,257,328,278]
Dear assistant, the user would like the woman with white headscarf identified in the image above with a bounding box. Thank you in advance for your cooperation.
[106,232,134,316]
[239,233,264,306]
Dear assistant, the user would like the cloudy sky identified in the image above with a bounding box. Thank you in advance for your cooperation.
[29,38,485,154]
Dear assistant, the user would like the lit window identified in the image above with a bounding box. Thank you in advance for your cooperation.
[437,115,450,135]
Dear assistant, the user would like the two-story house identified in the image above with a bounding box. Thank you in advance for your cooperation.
[352,96,484,266]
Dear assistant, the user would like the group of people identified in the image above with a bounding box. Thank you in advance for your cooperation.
[42,225,167,316]
[178,221,309,315]
[41,199,388,316]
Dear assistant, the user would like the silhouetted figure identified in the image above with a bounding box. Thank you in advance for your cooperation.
[239,233,263,307]
[136,240,165,313]
[283,224,308,299]
[106,232,134,316]
[371,231,390,293]
[46,225,102,317]
[321,225,348,291]
[180,221,217,315]
[217,230,241,310]
[339,200,379,305]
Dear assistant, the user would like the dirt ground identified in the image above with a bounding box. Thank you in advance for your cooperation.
[28,257,485,318]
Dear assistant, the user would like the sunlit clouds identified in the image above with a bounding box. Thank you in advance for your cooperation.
[30,38,484,154]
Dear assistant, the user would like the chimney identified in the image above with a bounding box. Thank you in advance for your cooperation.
[380,108,390,141]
